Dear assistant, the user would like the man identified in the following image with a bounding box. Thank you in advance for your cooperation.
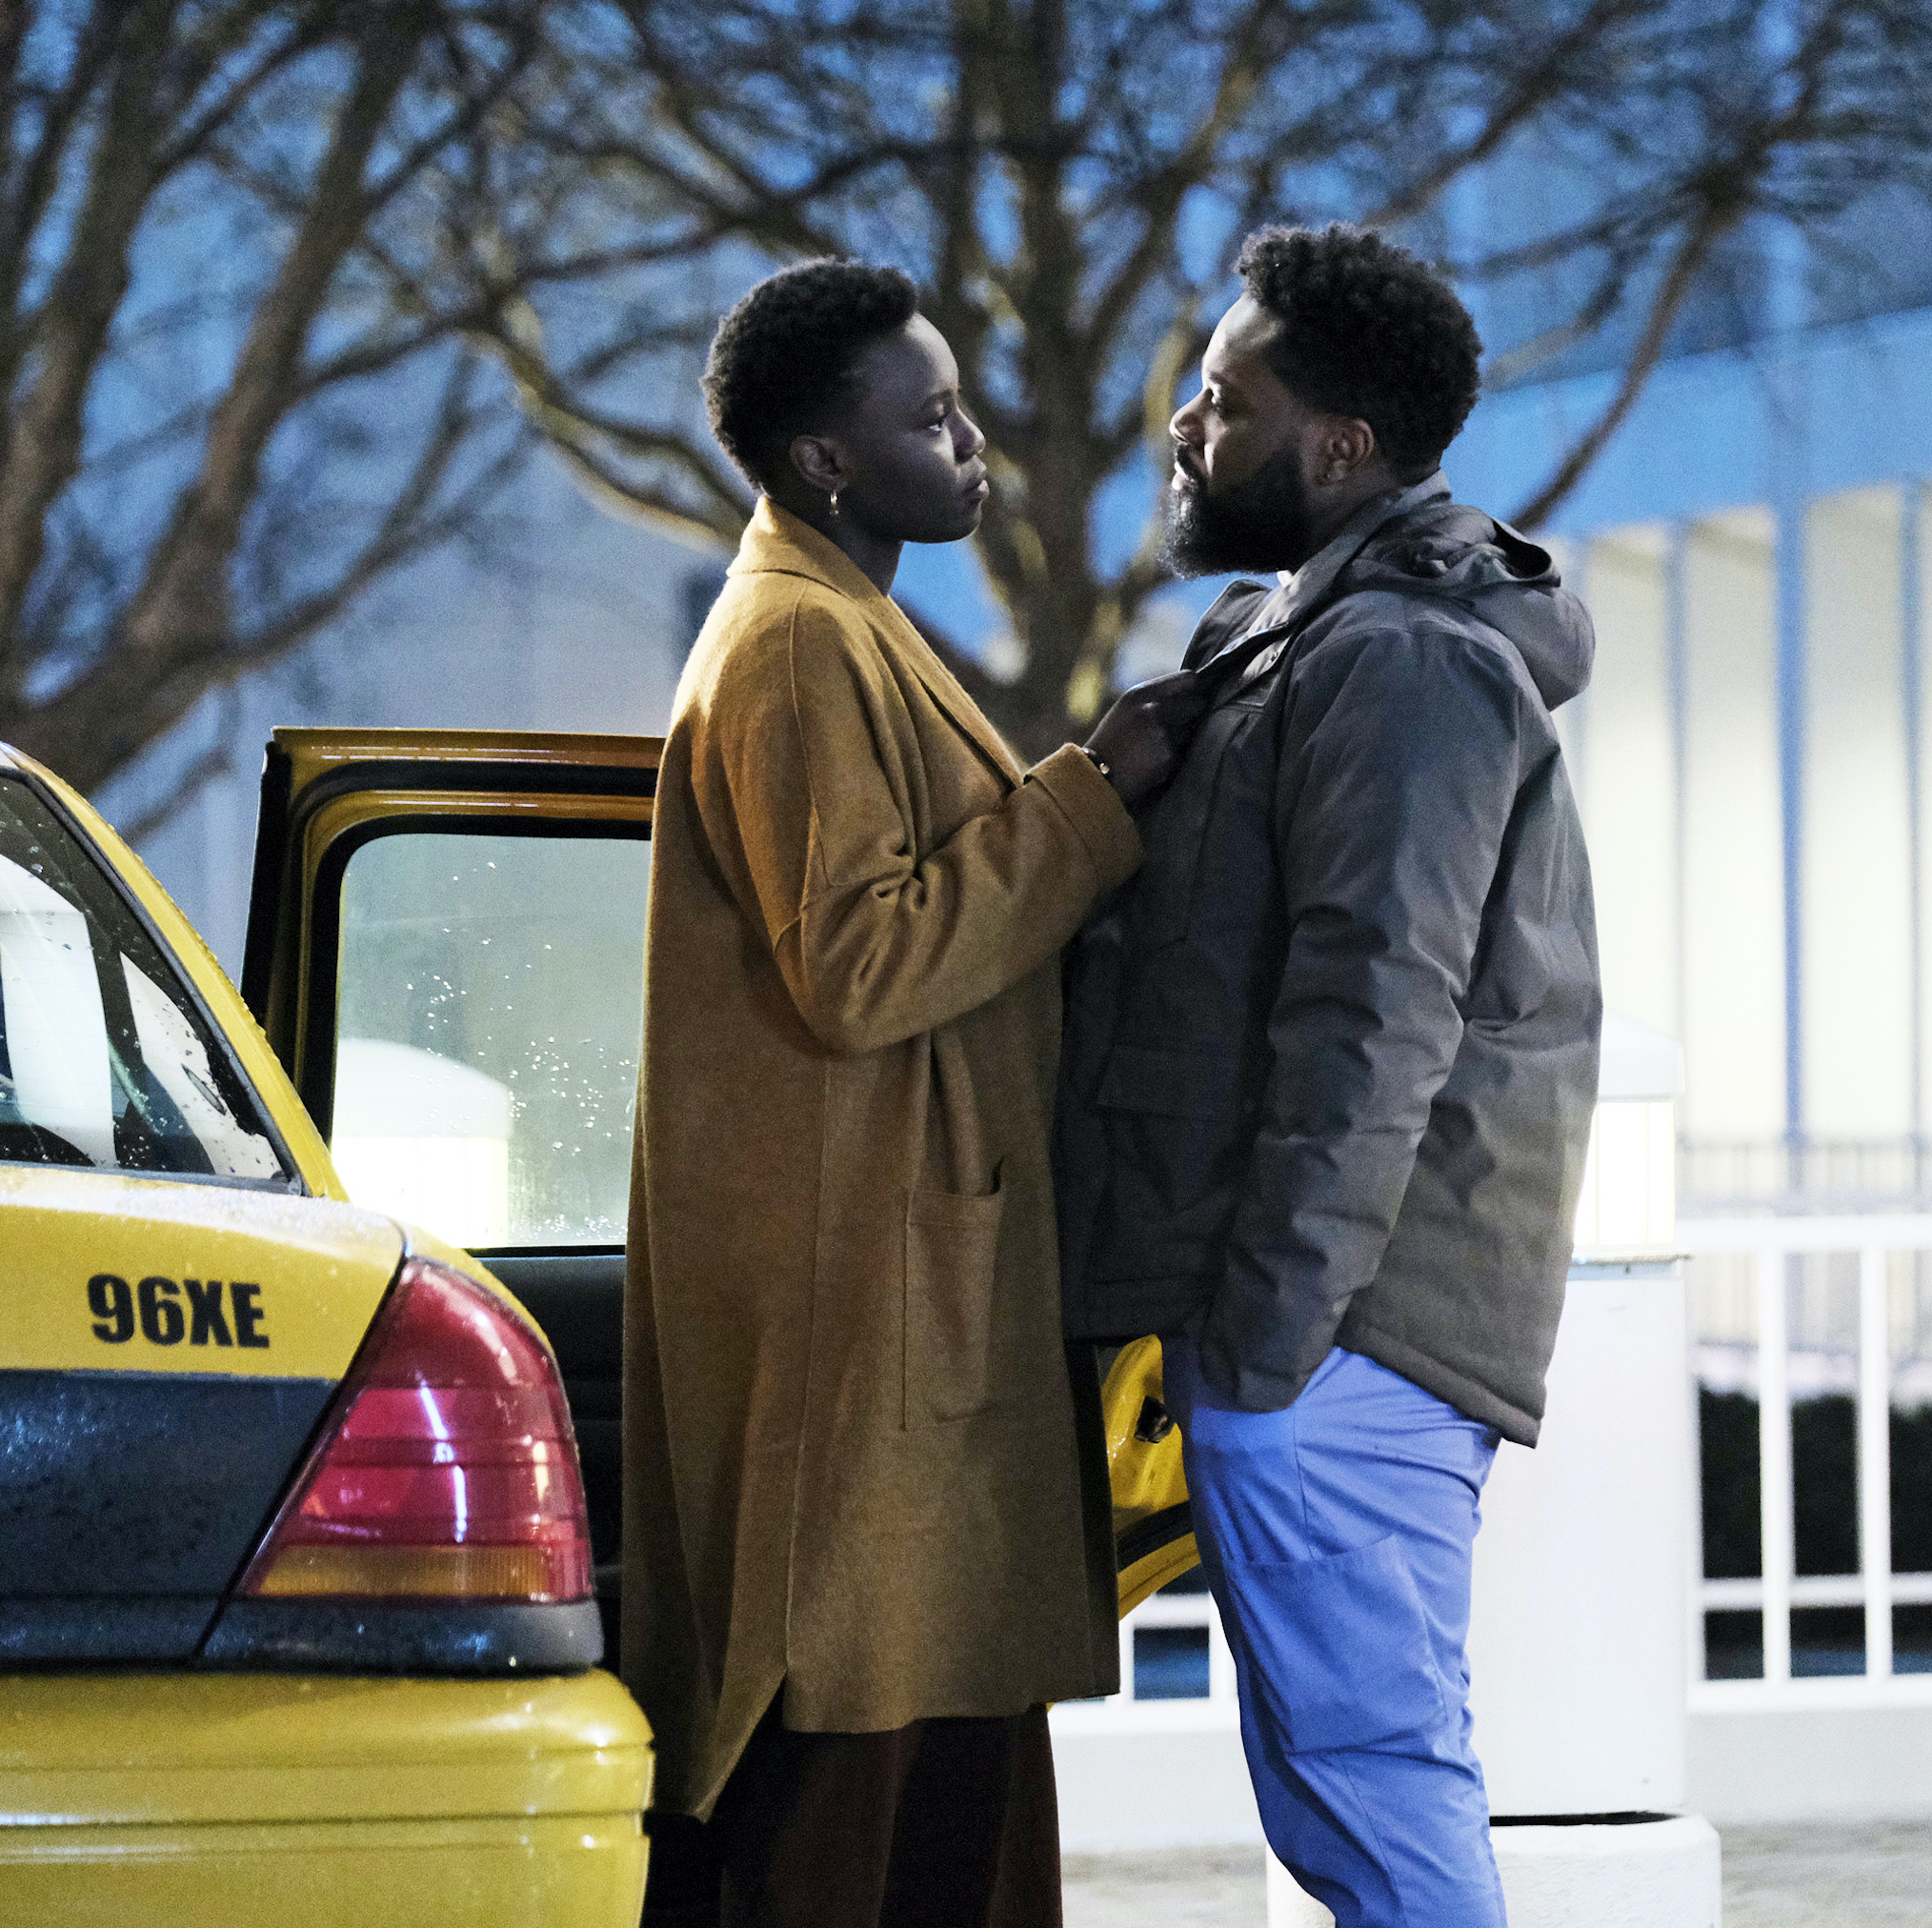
[625,258,1203,1928]
[1057,224,1601,1927]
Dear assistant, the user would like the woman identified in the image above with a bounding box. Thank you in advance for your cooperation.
[624,259,1202,1928]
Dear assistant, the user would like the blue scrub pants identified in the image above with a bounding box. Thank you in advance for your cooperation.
[1163,1338,1506,1928]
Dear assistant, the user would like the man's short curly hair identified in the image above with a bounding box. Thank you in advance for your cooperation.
[703,259,920,487]
[1236,224,1481,475]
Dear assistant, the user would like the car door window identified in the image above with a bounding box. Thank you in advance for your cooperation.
[332,830,650,1248]
[0,775,289,1183]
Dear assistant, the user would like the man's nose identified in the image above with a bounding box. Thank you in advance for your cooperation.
[1170,394,1205,448]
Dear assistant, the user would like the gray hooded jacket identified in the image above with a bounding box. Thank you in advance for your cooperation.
[1056,474,1601,1446]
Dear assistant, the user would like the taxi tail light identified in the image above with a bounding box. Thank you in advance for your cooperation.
[239,1257,593,1603]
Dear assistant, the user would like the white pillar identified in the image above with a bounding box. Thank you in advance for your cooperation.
[1467,1259,1691,1814]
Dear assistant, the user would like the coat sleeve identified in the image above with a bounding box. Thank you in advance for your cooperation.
[703,588,1141,1054]
[1197,622,1526,1410]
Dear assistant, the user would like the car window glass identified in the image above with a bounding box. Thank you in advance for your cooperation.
[0,774,289,1183]
[332,831,649,1249]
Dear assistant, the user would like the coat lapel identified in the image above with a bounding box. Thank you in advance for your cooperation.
[731,498,1023,784]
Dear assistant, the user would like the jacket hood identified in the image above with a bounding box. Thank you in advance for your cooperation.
[1343,497,1596,709]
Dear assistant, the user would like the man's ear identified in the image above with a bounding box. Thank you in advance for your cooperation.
[788,432,847,501]
[1318,417,1378,487]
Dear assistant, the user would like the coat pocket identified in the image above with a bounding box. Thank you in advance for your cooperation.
[1218,1535,1448,1752]
[904,1175,1009,1427]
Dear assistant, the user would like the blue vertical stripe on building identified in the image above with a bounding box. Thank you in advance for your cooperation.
[1666,522,1690,1050]
[1903,482,1925,1148]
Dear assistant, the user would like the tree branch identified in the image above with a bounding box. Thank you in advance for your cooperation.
[121,7,426,665]
[470,294,752,545]
[1083,0,1296,353]
[0,0,125,393]
[1509,195,1737,529]
[18,349,521,792]
[0,1,180,669]
[1362,0,1659,228]
[114,694,240,846]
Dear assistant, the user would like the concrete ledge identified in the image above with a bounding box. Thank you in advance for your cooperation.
[1051,1722,1260,1853]
[1690,1702,1932,1823]
[1057,1701,1932,1853]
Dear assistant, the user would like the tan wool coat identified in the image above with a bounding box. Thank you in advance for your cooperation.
[623,499,1141,1818]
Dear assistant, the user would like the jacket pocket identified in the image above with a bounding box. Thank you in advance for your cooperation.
[1089,1047,1250,1282]
[904,1175,1009,1427]
[1218,1535,1448,1752]
[1098,1045,1246,1117]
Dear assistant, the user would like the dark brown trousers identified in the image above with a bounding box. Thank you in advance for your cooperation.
[645,1698,1063,1928]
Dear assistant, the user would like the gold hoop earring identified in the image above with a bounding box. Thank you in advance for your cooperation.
[829,491,840,516]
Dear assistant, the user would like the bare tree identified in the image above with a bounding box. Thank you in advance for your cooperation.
[0,0,714,798]
[511,0,1932,756]
[4,3,1926,791]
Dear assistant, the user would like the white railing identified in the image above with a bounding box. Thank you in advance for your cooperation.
[1057,1218,1932,1740]
[1681,1214,1932,1712]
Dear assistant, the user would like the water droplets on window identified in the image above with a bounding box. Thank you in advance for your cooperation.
[332,831,649,1249]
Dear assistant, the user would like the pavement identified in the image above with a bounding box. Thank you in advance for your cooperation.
[1720,1821,1932,1926]
[1063,1846,1265,1927]
[1061,1822,1932,1925]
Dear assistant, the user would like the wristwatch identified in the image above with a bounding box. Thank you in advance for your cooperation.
[1079,744,1113,783]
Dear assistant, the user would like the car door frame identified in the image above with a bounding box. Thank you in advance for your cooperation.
[242,727,665,1663]
[242,729,661,1142]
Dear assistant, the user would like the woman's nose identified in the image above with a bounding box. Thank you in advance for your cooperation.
[956,409,986,460]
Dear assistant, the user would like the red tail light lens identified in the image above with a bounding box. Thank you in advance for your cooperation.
[241,1258,592,1602]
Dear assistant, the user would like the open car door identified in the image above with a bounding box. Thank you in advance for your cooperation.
[243,724,1198,1651]
[243,727,657,1657]
[1102,1336,1198,1613]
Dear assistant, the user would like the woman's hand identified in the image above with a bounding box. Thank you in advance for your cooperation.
[1082,670,1214,807]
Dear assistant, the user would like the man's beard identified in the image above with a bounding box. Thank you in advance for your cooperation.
[1160,440,1318,577]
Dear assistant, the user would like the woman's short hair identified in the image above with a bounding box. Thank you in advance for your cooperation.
[1236,223,1481,477]
[704,259,919,487]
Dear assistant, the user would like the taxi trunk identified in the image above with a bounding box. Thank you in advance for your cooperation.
[0,1671,650,1927]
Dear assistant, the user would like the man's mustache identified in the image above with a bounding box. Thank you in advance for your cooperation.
[1171,447,1205,488]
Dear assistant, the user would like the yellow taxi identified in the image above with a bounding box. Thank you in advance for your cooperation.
[0,726,1189,1924]
[0,733,652,1924]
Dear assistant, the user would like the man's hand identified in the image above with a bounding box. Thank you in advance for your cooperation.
[1083,670,1214,807]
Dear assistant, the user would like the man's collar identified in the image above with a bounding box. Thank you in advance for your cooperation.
[1258,470,1452,621]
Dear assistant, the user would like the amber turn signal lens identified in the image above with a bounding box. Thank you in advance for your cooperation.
[252,1544,560,1598]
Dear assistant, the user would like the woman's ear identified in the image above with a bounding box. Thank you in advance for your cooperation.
[788,432,847,503]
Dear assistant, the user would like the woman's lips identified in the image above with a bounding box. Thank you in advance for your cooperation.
[964,476,990,500]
